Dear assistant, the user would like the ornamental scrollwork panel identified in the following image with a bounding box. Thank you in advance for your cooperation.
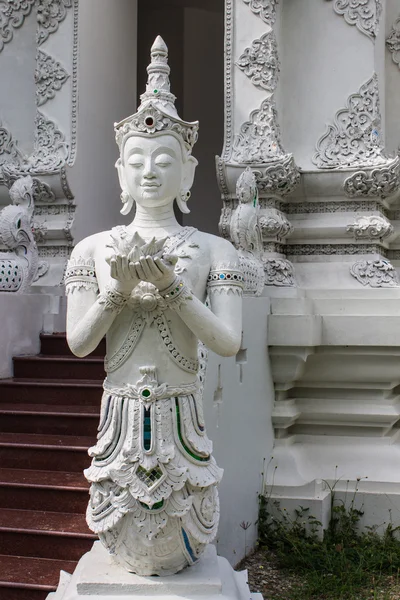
[253,155,300,196]
[386,16,400,70]
[263,257,296,287]
[236,31,280,92]
[0,0,35,53]
[37,0,73,46]
[242,0,279,25]
[35,50,69,106]
[313,74,387,169]
[350,259,399,288]
[344,157,400,199]
[326,0,382,40]
[346,215,393,240]
[232,97,285,163]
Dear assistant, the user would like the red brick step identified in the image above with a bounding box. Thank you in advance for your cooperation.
[40,333,106,357]
[0,404,99,436]
[0,554,77,600]
[0,468,90,513]
[0,433,95,472]
[13,355,105,380]
[0,508,95,561]
[0,379,103,406]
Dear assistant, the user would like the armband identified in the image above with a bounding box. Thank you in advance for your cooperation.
[207,269,244,295]
[65,257,98,294]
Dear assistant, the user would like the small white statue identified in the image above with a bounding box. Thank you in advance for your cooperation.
[0,175,47,292]
[65,36,243,577]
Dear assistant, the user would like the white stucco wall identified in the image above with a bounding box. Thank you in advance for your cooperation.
[69,0,138,243]
[0,294,52,378]
[204,297,274,566]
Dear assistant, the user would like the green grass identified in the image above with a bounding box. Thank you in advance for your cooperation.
[258,489,400,600]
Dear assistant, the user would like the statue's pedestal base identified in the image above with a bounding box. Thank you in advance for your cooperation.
[47,542,262,600]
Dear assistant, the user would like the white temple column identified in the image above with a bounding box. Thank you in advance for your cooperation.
[0,0,137,327]
[219,0,400,530]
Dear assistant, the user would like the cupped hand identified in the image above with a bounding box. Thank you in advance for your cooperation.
[132,256,176,291]
[106,253,140,295]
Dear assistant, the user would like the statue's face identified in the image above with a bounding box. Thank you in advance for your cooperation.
[121,134,183,208]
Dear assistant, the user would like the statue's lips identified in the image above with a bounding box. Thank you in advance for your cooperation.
[141,183,160,189]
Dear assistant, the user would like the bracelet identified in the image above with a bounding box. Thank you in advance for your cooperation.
[159,276,192,310]
[98,284,129,313]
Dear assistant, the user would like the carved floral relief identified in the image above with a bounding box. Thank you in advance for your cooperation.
[0,0,35,53]
[35,50,69,106]
[344,157,400,199]
[30,111,69,170]
[236,31,280,92]
[232,97,285,164]
[313,74,386,169]
[326,0,382,40]
[263,257,295,287]
[0,122,22,170]
[37,0,73,46]
[346,215,393,240]
[350,259,399,287]
[386,16,400,69]
[242,0,279,25]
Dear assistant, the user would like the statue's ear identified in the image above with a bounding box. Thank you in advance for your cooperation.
[182,155,198,191]
[115,157,135,216]
[115,158,127,192]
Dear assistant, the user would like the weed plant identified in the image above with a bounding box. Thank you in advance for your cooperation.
[258,484,400,599]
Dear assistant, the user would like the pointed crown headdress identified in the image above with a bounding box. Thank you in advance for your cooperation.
[114,36,199,155]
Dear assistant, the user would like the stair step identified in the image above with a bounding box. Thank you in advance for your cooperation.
[0,554,76,600]
[0,379,103,405]
[0,468,90,513]
[40,333,106,357]
[0,433,95,472]
[0,404,100,436]
[13,355,105,380]
[0,508,95,561]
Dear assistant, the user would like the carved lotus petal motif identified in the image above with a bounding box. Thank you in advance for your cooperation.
[35,50,69,106]
[0,0,35,53]
[350,259,399,287]
[326,0,382,39]
[242,0,279,25]
[313,74,386,169]
[37,0,73,46]
[237,31,280,92]
[386,17,400,69]
[344,157,400,199]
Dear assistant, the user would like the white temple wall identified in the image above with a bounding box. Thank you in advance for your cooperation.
[0,294,51,378]
[204,296,274,565]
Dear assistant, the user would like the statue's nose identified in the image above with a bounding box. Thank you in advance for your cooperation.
[143,160,156,178]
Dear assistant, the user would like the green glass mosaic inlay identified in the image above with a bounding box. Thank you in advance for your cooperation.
[175,398,209,462]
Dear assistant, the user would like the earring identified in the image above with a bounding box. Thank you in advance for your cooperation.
[120,191,135,216]
[176,189,191,214]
